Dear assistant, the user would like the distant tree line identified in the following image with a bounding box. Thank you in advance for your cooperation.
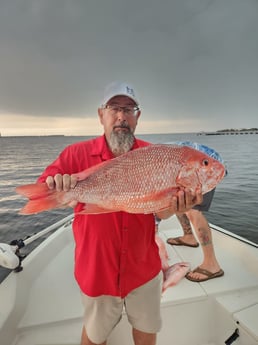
[217,128,258,133]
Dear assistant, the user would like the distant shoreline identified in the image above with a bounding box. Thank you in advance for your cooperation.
[198,128,258,136]
[1,129,258,138]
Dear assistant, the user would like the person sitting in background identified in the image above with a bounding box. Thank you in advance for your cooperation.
[167,142,226,282]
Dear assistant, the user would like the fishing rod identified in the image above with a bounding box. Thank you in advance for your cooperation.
[0,214,74,271]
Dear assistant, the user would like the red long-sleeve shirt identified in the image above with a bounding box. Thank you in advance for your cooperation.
[38,135,161,297]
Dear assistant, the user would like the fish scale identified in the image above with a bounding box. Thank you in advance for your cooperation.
[16,144,226,215]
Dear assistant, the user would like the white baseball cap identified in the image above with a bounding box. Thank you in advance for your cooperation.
[102,81,139,106]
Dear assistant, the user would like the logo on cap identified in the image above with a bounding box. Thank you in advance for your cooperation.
[102,81,139,106]
[126,86,135,98]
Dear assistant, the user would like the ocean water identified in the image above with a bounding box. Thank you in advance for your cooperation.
[0,133,258,281]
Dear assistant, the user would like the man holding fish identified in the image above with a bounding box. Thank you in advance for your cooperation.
[17,82,226,345]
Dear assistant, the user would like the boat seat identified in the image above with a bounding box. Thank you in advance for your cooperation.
[216,288,258,342]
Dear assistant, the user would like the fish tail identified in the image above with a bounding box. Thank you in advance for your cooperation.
[16,183,68,215]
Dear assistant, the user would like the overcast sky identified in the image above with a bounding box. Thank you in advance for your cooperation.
[0,0,257,136]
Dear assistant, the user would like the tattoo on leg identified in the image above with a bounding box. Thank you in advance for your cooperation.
[177,214,193,234]
[198,228,212,246]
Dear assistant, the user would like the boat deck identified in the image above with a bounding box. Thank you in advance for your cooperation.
[0,215,258,345]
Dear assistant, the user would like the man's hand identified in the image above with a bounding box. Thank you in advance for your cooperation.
[176,188,203,213]
[45,174,79,207]
[46,174,78,192]
[155,189,203,220]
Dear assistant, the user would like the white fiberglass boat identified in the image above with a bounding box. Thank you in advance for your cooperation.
[0,214,258,345]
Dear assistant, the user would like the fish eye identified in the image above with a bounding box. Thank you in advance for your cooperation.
[202,159,209,166]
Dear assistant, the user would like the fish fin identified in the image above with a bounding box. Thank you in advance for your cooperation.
[19,197,66,215]
[16,183,52,198]
[79,203,114,214]
[140,188,179,203]
[158,188,179,199]
[16,183,68,214]
[162,262,191,292]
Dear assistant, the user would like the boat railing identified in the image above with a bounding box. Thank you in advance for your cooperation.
[210,223,258,248]
[22,213,74,246]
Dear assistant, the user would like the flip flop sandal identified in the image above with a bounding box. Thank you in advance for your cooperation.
[186,267,224,282]
[167,237,199,248]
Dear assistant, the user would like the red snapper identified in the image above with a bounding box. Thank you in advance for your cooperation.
[16,144,226,215]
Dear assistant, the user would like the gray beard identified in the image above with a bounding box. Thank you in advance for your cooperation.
[109,130,135,156]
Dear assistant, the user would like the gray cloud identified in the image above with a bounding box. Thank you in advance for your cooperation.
[0,0,257,130]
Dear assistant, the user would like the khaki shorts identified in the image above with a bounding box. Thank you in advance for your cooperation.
[81,271,163,344]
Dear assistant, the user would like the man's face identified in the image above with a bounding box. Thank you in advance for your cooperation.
[98,96,141,156]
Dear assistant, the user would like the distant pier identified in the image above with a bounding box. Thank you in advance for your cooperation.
[198,129,258,136]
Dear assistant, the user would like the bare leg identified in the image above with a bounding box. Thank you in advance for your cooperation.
[81,326,107,345]
[132,328,156,345]
[186,209,222,280]
[176,213,193,235]
[167,213,199,247]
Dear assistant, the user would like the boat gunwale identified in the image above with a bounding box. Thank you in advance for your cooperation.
[210,223,258,248]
